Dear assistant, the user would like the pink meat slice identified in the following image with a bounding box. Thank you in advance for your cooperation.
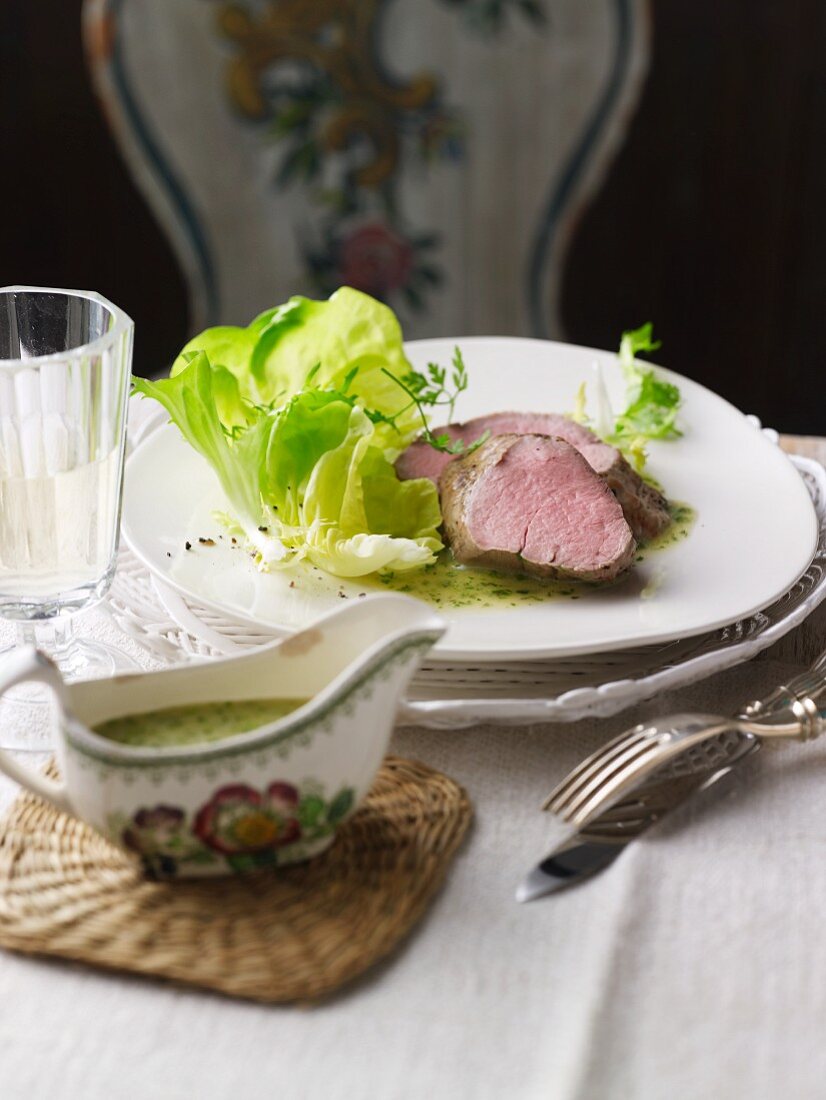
[396,410,671,541]
[395,412,605,483]
[441,434,636,583]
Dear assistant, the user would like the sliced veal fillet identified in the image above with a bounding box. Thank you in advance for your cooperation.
[440,433,637,584]
[395,411,671,542]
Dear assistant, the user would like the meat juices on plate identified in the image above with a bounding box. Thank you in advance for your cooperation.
[440,434,637,584]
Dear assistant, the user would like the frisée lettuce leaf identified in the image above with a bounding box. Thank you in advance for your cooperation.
[569,323,681,470]
[613,323,681,444]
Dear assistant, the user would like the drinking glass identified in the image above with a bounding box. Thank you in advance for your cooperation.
[0,286,134,684]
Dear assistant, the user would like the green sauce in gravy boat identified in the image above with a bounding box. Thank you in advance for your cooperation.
[0,595,444,878]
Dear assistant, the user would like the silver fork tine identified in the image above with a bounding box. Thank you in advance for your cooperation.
[577,733,762,836]
[580,774,713,839]
[567,737,705,827]
[580,815,653,840]
[583,796,648,822]
[569,719,749,828]
[552,730,668,818]
[542,724,657,812]
[547,714,743,824]
[580,811,653,836]
[546,735,659,820]
[558,739,668,827]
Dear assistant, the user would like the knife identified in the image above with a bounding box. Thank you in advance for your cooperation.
[516,838,624,901]
[516,738,759,902]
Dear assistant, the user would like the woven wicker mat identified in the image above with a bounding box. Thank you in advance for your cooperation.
[0,757,471,1004]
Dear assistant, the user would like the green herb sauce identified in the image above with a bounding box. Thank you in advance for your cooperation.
[640,501,695,552]
[94,699,307,749]
[366,502,696,610]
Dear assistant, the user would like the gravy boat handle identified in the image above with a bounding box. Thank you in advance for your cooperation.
[0,647,73,813]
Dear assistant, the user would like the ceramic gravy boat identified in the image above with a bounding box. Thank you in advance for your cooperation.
[0,594,444,878]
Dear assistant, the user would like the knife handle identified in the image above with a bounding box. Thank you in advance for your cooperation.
[741,649,826,741]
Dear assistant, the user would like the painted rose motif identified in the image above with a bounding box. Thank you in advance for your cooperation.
[120,804,199,878]
[194,782,302,855]
[111,781,357,877]
[305,219,442,310]
[338,223,414,298]
[123,805,184,850]
[219,0,543,311]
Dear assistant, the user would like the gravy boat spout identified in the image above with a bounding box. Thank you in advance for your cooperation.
[0,594,445,878]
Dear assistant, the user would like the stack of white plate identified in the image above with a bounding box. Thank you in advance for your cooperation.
[122,339,826,730]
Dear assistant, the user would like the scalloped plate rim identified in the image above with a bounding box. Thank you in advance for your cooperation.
[122,336,818,662]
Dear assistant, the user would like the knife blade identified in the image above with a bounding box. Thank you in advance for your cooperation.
[516,838,624,901]
[516,738,759,902]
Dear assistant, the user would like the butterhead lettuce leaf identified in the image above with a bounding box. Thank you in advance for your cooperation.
[133,353,264,534]
[170,287,419,455]
[171,326,261,405]
[133,302,443,578]
[297,406,442,575]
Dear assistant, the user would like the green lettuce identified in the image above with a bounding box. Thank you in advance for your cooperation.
[568,324,681,470]
[295,406,442,575]
[613,323,681,444]
[170,286,419,454]
[134,294,443,578]
[133,352,264,537]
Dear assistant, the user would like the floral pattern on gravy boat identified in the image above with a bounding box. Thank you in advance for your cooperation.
[0,595,444,878]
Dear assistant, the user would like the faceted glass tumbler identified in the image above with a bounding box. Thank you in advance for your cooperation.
[0,287,133,622]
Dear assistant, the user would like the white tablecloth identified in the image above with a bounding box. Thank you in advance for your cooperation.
[1,433,826,1100]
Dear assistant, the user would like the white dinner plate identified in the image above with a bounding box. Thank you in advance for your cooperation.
[123,337,817,662]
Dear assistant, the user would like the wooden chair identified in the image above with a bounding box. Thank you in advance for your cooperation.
[83,0,650,340]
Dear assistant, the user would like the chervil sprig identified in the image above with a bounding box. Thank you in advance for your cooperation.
[380,346,487,455]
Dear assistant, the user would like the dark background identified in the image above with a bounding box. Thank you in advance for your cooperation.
[3,0,826,433]
[563,0,826,435]
[0,0,188,377]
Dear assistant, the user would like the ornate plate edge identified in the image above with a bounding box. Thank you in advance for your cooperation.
[399,454,826,727]
[111,414,826,730]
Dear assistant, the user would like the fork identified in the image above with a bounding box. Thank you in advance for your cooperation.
[543,649,826,829]
[516,727,761,901]
[561,726,759,841]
